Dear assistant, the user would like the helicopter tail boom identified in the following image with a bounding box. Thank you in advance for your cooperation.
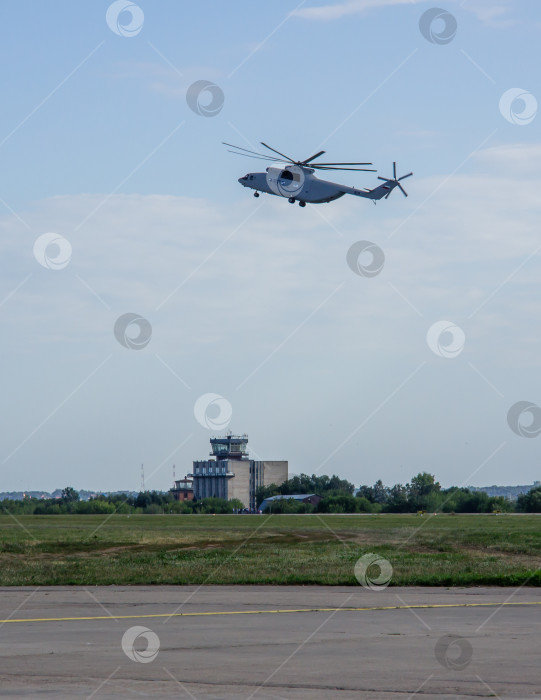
[337,180,396,201]
[355,180,397,200]
[346,163,413,201]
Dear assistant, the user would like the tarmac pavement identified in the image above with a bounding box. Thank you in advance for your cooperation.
[0,585,540,698]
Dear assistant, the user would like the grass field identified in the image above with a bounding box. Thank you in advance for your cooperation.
[1,513,541,586]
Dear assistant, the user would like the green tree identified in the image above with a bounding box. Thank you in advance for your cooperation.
[265,497,302,514]
[256,483,280,507]
[74,500,116,515]
[61,487,79,503]
[355,496,376,513]
[517,486,541,512]
[259,473,355,505]
[372,480,388,504]
[386,484,410,513]
[191,497,243,514]
[408,473,440,510]
[356,485,375,501]
[317,494,359,513]
[144,503,164,514]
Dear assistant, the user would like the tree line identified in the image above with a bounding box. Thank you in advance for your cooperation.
[0,487,244,515]
[256,472,529,514]
[2,475,541,515]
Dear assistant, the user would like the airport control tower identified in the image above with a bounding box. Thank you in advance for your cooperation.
[189,433,288,510]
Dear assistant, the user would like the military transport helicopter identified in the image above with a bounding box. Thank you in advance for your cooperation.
[224,141,412,208]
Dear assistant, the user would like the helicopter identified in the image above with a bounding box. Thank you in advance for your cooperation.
[224,141,412,207]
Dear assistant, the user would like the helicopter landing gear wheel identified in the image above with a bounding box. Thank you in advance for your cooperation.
[253,192,259,198]
[288,197,295,203]
[298,201,306,207]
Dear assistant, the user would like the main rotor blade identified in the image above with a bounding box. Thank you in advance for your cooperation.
[260,142,296,164]
[313,162,373,166]
[223,142,283,162]
[398,172,413,181]
[378,176,393,181]
[313,165,377,172]
[393,162,397,179]
[222,142,271,158]
[302,150,326,164]
[227,150,282,162]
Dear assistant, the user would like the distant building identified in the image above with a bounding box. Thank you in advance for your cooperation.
[469,483,540,501]
[259,494,321,512]
[188,434,288,510]
[170,477,194,502]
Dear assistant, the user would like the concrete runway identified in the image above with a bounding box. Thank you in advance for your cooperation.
[0,586,540,699]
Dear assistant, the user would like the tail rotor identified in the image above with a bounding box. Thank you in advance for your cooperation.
[378,162,413,198]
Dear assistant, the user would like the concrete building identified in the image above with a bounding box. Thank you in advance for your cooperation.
[188,434,288,510]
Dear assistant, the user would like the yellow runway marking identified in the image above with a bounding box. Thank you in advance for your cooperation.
[1,600,541,624]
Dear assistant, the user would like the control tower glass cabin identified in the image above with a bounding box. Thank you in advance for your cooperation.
[210,434,249,461]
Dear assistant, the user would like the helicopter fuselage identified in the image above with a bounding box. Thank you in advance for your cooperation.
[238,163,398,204]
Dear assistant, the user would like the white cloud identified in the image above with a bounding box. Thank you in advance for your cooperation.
[464,2,515,28]
[295,0,416,21]
[294,0,514,25]
[473,142,541,174]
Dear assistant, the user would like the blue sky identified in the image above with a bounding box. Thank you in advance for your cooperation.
[1,0,540,494]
